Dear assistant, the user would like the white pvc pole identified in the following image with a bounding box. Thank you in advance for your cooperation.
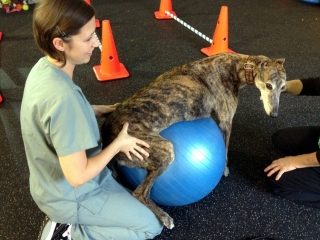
[165,10,212,44]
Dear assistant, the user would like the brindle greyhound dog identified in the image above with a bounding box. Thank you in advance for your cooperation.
[101,53,286,229]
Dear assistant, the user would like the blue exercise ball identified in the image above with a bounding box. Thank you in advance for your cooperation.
[300,0,320,4]
[118,118,226,207]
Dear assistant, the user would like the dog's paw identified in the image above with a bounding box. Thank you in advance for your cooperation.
[223,166,230,177]
[162,215,175,229]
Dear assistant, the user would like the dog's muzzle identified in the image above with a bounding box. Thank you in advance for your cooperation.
[270,112,279,118]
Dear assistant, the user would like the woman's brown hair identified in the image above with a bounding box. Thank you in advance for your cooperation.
[33,0,95,67]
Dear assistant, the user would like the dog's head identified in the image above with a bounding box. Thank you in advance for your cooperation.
[246,56,286,117]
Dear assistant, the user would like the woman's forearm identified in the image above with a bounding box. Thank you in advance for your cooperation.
[59,139,122,187]
[285,79,303,95]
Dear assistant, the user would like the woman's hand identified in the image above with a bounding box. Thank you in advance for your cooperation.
[264,156,299,180]
[264,152,319,180]
[115,122,150,161]
[92,103,120,117]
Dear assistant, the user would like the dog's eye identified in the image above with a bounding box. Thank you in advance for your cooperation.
[266,83,272,90]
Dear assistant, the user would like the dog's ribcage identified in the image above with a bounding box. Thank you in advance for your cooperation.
[106,56,239,139]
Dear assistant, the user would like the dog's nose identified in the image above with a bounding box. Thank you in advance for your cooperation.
[270,112,279,118]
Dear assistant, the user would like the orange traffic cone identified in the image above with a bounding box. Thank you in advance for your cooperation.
[201,6,234,56]
[84,0,100,28]
[154,0,177,19]
[93,20,129,81]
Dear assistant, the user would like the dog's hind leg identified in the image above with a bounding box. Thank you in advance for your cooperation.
[133,168,174,229]
[128,133,175,229]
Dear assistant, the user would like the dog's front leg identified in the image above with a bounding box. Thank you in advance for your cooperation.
[218,120,233,176]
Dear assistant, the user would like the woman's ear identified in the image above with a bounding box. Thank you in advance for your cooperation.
[52,37,65,51]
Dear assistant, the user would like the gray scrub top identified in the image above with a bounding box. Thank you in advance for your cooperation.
[20,57,112,223]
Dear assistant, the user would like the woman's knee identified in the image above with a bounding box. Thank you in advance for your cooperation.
[145,224,163,239]
[271,129,293,155]
[272,126,320,155]
[264,173,304,205]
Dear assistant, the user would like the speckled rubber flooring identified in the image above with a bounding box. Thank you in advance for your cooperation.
[1,0,320,239]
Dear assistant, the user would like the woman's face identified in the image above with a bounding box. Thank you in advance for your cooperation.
[64,17,100,66]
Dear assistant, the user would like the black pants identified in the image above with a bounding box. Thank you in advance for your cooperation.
[265,126,320,208]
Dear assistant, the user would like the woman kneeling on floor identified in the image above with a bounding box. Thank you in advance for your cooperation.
[265,77,320,208]
[20,0,163,239]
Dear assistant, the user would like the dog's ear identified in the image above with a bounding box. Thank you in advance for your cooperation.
[259,58,285,68]
[275,58,285,66]
[272,58,285,70]
[261,61,268,68]
[255,60,268,68]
